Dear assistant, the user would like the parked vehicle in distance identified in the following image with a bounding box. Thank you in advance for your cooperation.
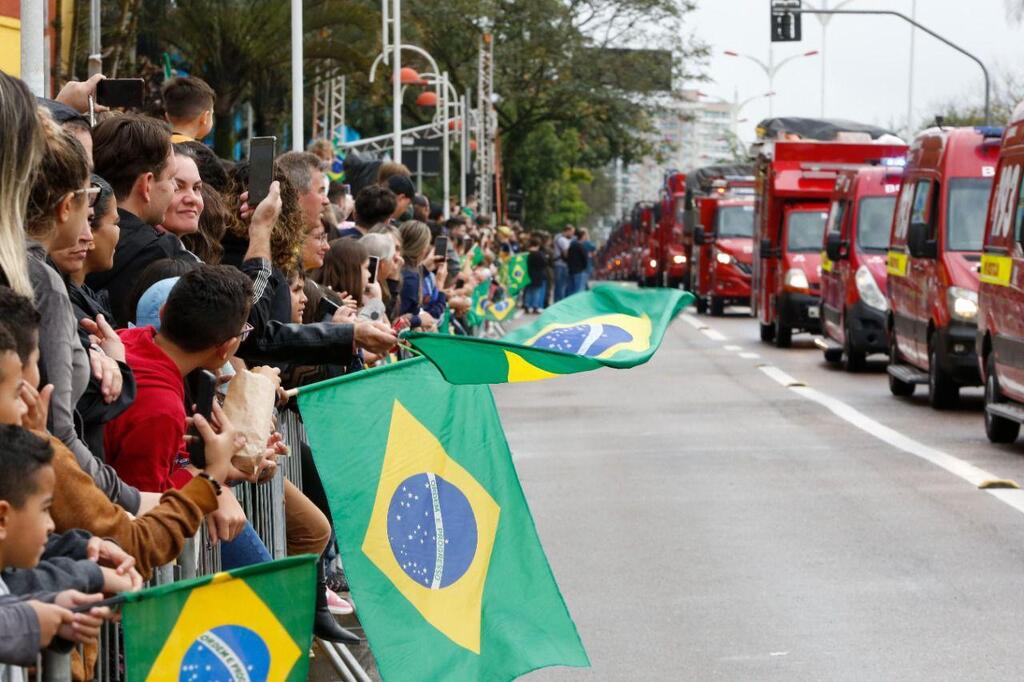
[977,106,1024,441]
[817,161,906,370]
[687,168,756,316]
[752,118,907,348]
[651,171,689,288]
[886,126,1001,408]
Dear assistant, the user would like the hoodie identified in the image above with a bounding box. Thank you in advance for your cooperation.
[104,327,193,492]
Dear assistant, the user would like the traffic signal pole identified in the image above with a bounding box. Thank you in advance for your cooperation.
[781,8,991,125]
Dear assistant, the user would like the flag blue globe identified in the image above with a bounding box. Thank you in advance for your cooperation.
[530,323,633,357]
[179,625,270,682]
[387,473,478,589]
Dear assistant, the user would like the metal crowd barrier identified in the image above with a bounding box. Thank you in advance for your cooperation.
[37,407,372,681]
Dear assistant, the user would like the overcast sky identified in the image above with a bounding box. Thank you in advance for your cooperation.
[686,0,1024,140]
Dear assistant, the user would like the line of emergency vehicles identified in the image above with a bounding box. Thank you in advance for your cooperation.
[597,109,1024,445]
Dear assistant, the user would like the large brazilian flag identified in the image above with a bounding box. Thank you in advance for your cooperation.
[403,284,693,384]
[297,358,588,681]
[121,555,316,680]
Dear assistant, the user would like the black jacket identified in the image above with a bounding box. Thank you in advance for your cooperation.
[220,235,357,368]
[85,209,192,326]
[526,250,548,284]
[567,239,588,275]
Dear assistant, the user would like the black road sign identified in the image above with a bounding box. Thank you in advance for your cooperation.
[771,0,802,42]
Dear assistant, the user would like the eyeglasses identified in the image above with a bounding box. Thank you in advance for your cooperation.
[309,232,329,244]
[236,323,254,342]
[72,183,102,208]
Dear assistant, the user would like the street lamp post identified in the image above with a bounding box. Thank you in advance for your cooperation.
[723,49,819,117]
[731,89,776,141]
[290,0,303,151]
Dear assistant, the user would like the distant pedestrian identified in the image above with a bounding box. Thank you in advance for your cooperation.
[524,237,547,313]
[566,230,588,296]
[553,224,574,301]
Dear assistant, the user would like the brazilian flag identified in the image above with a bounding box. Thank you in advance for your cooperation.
[501,253,531,297]
[404,284,693,384]
[465,279,491,327]
[121,555,316,680]
[297,359,589,681]
[485,296,516,322]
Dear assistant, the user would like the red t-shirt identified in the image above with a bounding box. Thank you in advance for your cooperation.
[104,326,194,492]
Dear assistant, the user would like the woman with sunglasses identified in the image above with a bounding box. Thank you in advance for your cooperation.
[48,175,136,460]
[24,111,148,514]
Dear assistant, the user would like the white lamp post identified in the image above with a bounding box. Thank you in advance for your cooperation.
[724,49,819,117]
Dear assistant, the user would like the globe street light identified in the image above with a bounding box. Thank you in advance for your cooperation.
[723,49,819,117]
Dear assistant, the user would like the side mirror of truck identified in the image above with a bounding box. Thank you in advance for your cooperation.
[683,209,695,237]
[760,238,774,259]
[694,227,706,246]
[824,232,846,261]
[907,221,937,259]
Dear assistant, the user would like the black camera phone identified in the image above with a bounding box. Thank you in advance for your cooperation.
[367,256,380,285]
[434,236,448,258]
[317,294,340,322]
[95,78,145,109]
[185,369,218,469]
[248,136,277,206]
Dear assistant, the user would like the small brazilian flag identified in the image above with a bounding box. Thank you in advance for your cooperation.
[501,253,530,297]
[121,555,316,681]
[297,358,588,681]
[404,284,693,384]
[466,279,491,327]
[485,296,516,322]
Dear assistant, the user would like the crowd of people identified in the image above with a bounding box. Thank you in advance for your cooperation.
[0,67,596,679]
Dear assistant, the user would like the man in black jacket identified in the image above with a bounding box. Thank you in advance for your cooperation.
[87,115,191,325]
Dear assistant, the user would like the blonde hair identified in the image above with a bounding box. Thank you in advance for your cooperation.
[0,73,44,297]
[398,220,431,266]
[26,115,91,240]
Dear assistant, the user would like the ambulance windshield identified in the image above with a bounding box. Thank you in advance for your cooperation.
[857,197,897,251]
[716,205,755,238]
[946,177,992,252]
[786,210,828,252]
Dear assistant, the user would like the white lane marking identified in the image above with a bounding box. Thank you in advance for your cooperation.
[702,328,728,341]
[680,314,707,330]
[739,352,760,359]
[724,345,742,351]
[757,365,1024,514]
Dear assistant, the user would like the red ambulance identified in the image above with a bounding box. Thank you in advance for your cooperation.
[816,162,905,369]
[688,168,756,316]
[752,118,907,347]
[886,126,1001,408]
[977,109,1024,441]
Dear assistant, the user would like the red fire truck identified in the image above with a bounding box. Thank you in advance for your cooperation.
[816,162,906,369]
[753,118,907,347]
[977,109,1024,440]
[886,126,1001,408]
[687,167,756,316]
[635,202,659,286]
[653,171,689,288]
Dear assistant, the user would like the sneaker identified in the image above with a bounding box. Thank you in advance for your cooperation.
[325,588,354,616]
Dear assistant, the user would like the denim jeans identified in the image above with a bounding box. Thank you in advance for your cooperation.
[220,521,273,570]
[553,262,569,302]
[569,272,587,295]
[524,282,546,310]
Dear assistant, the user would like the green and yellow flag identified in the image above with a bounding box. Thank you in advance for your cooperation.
[297,359,588,681]
[466,279,491,327]
[121,555,316,681]
[499,253,531,296]
[403,284,692,384]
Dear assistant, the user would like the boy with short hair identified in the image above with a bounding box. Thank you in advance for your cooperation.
[162,76,216,144]
[0,425,111,679]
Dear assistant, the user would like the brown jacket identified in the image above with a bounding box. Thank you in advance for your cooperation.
[45,434,218,580]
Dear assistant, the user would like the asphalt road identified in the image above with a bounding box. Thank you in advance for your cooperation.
[495,302,1024,682]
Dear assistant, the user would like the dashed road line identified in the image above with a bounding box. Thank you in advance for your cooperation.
[738,352,760,359]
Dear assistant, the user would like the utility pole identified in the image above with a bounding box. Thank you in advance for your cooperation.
[390,0,403,163]
[906,0,917,135]
[20,0,45,96]
[87,0,102,77]
[290,0,304,151]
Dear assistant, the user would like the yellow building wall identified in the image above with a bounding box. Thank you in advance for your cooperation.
[0,16,19,77]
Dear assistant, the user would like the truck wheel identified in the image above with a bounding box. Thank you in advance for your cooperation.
[928,341,959,410]
[696,296,708,314]
[774,320,792,349]
[843,317,866,372]
[709,297,724,317]
[888,332,915,397]
[985,354,1020,443]
[823,347,843,364]
[760,322,775,343]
